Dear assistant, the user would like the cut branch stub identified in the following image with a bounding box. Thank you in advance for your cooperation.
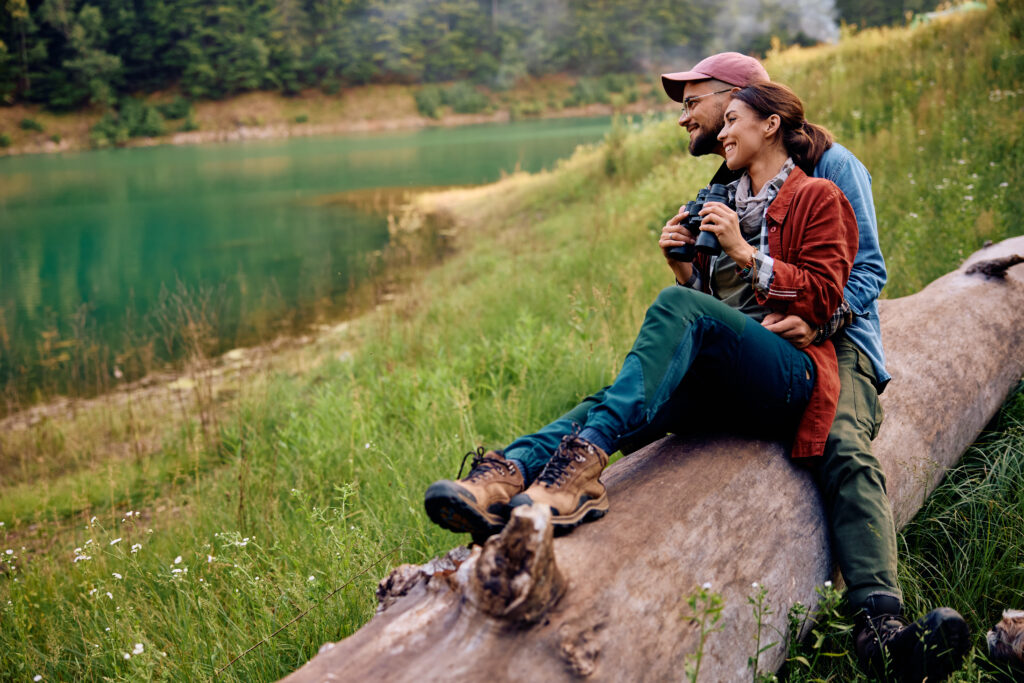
[468,505,565,624]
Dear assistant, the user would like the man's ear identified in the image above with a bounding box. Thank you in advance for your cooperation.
[765,114,781,136]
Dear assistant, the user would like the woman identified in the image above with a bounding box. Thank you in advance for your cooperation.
[424,82,858,541]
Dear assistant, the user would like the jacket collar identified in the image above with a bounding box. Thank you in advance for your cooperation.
[766,165,809,225]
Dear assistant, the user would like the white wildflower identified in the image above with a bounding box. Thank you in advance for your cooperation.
[964,195,974,201]
[174,556,182,565]
[364,443,370,449]
[90,516,97,524]
[131,544,142,554]
[702,582,712,590]
[34,676,42,682]
[207,555,214,563]
[132,643,144,655]
[105,627,111,632]
[171,568,182,574]
[89,588,97,596]
[752,582,759,589]
[957,159,967,165]
[123,653,131,660]
[1000,182,1009,188]
[74,554,92,563]
[309,575,315,582]
[110,538,122,546]
[106,592,113,599]
[112,573,122,580]
[909,212,919,218]
[85,539,93,546]
[824,581,833,588]
[4,549,11,555]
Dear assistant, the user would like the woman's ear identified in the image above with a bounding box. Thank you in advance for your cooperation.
[764,114,781,137]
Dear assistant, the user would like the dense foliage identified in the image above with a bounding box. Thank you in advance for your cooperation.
[0,0,940,112]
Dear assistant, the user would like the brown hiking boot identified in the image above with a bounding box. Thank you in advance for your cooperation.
[424,447,524,544]
[507,434,609,535]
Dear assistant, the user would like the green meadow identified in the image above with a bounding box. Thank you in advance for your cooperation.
[2,4,1023,681]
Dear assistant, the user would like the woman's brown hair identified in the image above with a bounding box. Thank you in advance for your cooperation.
[730,82,833,174]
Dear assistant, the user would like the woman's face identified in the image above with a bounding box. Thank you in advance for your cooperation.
[717,99,774,170]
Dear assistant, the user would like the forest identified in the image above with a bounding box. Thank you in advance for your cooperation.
[1,0,938,112]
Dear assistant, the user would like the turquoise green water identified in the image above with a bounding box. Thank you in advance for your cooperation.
[0,117,612,403]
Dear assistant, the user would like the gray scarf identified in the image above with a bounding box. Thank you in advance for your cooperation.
[732,158,796,240]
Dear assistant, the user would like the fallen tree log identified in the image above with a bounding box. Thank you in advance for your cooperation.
[282,237,1024,682]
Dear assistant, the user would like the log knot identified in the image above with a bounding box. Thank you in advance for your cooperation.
[964,254,1024,279]
[376,545,471,614]
[469,505,566,624]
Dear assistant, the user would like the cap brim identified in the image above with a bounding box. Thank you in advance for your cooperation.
[661,70,712,102]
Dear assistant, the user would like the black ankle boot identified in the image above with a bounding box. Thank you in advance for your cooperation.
[853,594,970,682]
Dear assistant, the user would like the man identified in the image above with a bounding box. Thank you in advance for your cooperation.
[424,52,969,682]
[658,53,968,682]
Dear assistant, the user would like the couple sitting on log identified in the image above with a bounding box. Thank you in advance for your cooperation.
[424,53,969,682]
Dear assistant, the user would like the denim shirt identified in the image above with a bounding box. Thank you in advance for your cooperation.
[813,143,891,391]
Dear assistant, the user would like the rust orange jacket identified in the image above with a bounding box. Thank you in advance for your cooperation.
[695,166,859,458]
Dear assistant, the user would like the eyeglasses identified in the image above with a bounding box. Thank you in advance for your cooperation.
[680,88,733,117]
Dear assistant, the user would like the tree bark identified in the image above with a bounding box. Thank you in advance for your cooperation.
[282,236,1024,682]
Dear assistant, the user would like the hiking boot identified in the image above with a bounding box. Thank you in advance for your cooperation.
[854,594,970,682]
[507,434,609,535]
[424,447,524,544]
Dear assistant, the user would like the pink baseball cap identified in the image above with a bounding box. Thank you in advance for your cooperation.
[661,52,770,102]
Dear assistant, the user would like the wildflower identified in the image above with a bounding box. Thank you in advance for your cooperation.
[131,544,142,554]
[917,147,925,152]
[4,549,11,555]
[364,443,370,449]
[105,627,111,632]
[1000,182,1009,188]
[207,555,214,563]
[34,676,42,682]
[89,588,97,595]
[702,582,712,590]
[174,556,182,564]
[309,575,316,582]
[909,212,919,218]
[824,580,833,588]
[171,568,182,574]
[751,582,759,589]
[74,554,92,563]
[85,539,93,546]
[957,159,967,165]
[110,538,122,546]
[966,184,974,190]
[964,195,974,201]
[123,653,131,660]
[106,592,113,599]
[991,161,997,167]
[133,643,144,655]
[0,522,5,527]
[112,573,123,580]
[90,516,97,524]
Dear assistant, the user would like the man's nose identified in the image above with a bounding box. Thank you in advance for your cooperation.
[678,111,690,127]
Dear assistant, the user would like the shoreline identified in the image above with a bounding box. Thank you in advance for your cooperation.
[1,81,671,158]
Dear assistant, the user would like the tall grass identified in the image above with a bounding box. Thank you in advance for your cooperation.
[1,6,1022,681]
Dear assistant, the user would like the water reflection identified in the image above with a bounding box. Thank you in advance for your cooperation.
[0,116,612,405]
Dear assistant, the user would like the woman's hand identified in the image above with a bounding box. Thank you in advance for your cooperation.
[699,202,756,267]
[762,312,815,349]
[659,208,696,284]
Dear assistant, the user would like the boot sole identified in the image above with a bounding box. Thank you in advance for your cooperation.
[424,480,507,543]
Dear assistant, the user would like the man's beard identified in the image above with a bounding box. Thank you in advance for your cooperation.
[688,124,723,157]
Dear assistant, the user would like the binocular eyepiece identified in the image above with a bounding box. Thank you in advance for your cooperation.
[667,183,734,262]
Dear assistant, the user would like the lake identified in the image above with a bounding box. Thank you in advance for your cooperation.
[0,116,614,405]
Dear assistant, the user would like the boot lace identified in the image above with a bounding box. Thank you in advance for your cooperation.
[457,446,512,481]
[536,434,589,487]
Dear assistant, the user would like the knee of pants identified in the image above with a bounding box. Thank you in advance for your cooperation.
[817,442,889,502]
[653,285,704,318]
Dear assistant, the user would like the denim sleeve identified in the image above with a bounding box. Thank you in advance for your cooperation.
[816,146,887,314]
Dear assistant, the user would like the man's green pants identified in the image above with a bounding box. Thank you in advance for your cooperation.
[812,334,900,608]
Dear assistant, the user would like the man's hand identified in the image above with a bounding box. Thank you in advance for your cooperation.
[659,208,697,284]
[762,312,815,349]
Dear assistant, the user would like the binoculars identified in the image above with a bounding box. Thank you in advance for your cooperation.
[666,183,734,262]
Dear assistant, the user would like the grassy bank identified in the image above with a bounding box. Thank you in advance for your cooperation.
[1,6,1023,682]
[0,74,663,157]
